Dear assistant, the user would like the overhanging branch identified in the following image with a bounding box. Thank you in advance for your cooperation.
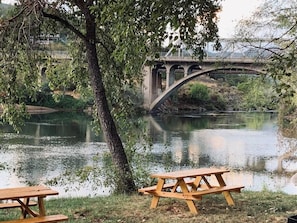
[42,10,87,42]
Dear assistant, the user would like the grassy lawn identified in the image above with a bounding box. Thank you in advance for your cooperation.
[1,191,297,222]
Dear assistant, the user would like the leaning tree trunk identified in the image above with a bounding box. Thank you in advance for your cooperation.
[41,1,136,193]
[84,11,136,194]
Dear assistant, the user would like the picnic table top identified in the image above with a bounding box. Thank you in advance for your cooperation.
[150,168,230,179]
[0,185,58,200]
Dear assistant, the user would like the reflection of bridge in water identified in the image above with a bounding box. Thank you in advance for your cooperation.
[142,39,274,112]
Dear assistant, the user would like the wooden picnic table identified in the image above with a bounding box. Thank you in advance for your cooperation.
[138,168,244,214]
[0,185,68,223]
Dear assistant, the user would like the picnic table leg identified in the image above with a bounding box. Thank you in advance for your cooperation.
[222,191,235,205]
[20,198,30,219]
[150,178,165,209]
[189,176,202,191]
[178,180,198,214]
[38,197,46,216]
[16,198,38,218]
[215,174,235,206]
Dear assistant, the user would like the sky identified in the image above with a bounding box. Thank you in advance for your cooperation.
[2,0,262,38]
[217,0,262,38]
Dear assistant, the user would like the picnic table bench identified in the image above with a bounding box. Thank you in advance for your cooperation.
[138,168,244,214]
[0,201,37,210]
[0,186,68,223]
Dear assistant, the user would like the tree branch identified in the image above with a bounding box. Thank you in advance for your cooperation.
[0,5,28,28]
[42,10,87,42]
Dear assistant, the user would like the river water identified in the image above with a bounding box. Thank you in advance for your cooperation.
[1,111,297,197]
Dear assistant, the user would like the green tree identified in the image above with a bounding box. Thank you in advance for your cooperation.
[0,0,221,193]
[235,0,297,130]
[235,0,297,105]
[237,77,277,111]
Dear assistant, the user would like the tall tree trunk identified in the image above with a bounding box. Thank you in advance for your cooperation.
[84,9,136,194]
[41,2,136,194]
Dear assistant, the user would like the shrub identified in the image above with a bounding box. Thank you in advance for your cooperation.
[210,93,226,110]
[26,89,90,111]
[51,94,88,111]
[189,83,210,102]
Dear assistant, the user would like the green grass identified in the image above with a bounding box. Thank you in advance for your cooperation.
[1,191,297,222]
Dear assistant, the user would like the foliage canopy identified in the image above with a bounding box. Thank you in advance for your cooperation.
[0,0,222,193]
[236,0,297,132]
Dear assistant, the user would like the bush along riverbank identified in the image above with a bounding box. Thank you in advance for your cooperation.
[23,74,278,115]
[1,191,296,222]
[160,75,278,114]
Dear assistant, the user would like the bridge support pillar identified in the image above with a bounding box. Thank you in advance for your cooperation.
[142,64,162,110]
[142,65,153,110]
[183,65,191,76]
[165,65,175,90]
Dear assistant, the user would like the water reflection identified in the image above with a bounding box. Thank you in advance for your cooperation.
[0,112,108,196]
[147,112,297,194]
[0,112,297,197]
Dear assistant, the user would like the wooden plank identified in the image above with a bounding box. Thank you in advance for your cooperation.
[138,179,196,193]
[148,191,202,200]
[139,183,243,200]
[150,178,165,209]
[215,174,227,186]
[0,214,68,223]
[38,198,46,216]
[0,201,37,209]
[178,179,198,214]
[186,185,244,198]
[222,191,235,206]
[15,199,38,218]
[138,183,173,193]
[0,186,58,200]
[150,168,229,179]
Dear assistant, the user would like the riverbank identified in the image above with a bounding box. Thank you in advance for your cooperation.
[25,105,58,114]
[0,105,58,115]
[1,191,296,222]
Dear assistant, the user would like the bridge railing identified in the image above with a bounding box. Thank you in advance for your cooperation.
[161,39,278,60]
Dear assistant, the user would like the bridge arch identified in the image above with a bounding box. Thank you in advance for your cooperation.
[149,66,266,113]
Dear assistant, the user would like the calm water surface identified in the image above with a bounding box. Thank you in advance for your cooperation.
[1,112,297,197]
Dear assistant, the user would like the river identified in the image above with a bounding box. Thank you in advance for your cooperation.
[0,111,297,197]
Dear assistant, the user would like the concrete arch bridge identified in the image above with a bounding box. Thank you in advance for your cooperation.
[142,57,267,113]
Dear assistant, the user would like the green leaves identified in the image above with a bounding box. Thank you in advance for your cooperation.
[189,82,210,102]
[1,0,222,128]
[0,3,44,130]
[235,0,297,122]
[0,103,29,133]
